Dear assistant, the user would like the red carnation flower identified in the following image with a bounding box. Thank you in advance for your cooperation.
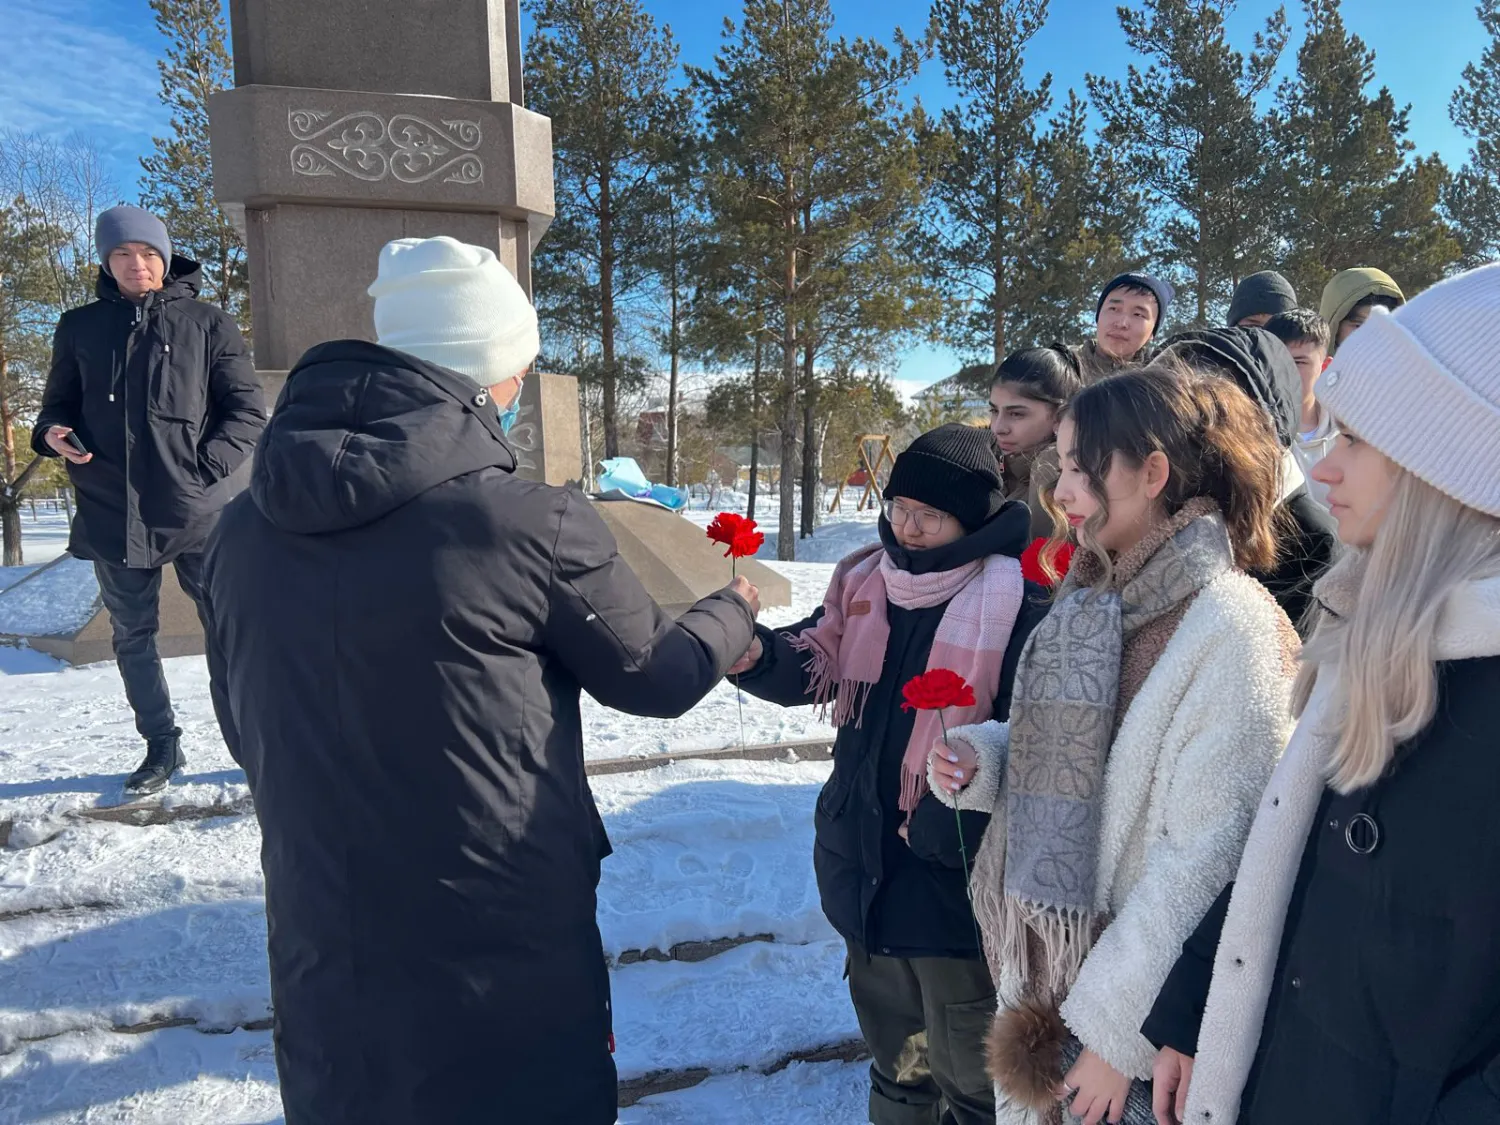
[706,512,763,560]
[901,669,976,713]
[1020,538,1074,588]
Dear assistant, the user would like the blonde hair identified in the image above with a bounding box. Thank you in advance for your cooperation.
[1295,471,1500,792]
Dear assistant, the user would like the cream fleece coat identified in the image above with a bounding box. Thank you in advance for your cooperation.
[1184,571,1500,1123]
[932,569,1296,1123]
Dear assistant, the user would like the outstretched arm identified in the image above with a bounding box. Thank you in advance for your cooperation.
[545,491,755,718]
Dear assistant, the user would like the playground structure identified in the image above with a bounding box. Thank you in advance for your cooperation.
[827,434,895,515]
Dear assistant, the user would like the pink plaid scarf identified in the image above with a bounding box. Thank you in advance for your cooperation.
[789,544,1024,812]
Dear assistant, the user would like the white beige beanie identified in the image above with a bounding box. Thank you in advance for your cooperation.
[368,236,539,387]
[1317,261,1500,517]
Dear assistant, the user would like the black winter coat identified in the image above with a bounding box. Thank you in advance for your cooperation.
[201,341,755,1125]
[34,258,265,567]
[1253,487,1339,632]
[1144,655,1500,1124]
[1157,327,1339,631]
[737,506,1049,960]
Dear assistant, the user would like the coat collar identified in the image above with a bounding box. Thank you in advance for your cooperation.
[1436,573,1500,661]
[1316,555,1500,662]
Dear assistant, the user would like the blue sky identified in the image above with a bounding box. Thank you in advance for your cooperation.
[3,0,1486,386]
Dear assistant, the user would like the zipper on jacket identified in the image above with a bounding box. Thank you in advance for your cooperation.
[121,302,143,565]
[110,305,140,403]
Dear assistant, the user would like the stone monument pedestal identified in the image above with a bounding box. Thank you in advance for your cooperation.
[505,372,790,612]
[591,501,790,616]
[0,556,206,667]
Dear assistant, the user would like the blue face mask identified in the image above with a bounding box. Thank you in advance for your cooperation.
[498,379,524,435]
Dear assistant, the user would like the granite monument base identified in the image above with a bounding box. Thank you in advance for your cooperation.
[0,556,207,667]
[591,499,791,617]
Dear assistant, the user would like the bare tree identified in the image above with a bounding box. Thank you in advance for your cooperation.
[0,131,117,564]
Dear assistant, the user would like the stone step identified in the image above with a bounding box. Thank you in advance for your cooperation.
[618,1039,868,1108]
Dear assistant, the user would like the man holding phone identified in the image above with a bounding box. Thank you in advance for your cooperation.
[34,204,265,794]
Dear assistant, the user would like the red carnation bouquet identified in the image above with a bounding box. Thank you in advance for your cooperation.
[1020,537,1075,588]
[707,511,764,750]
[902,668,982,946]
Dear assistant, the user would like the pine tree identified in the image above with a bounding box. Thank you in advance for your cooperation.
[692,0,932,559]
[923,0,1053,362]
[686,245,776,520]
[1001,92,1145,363]
[1088,0,1288,325]
[1271,0,1459,297]
[641,98,701,488]
[139,0,246,327]
[1448,0,1500,268]
[526,0,684,459]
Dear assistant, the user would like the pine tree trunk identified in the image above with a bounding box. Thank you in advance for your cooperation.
[993,175,1006,363]
[599,167,620,458]
[777,210,799,563]
[666,214,680,487]
[799,340,817,539]
[748,333,762,521]
[1196,154,1209,327]
[777,359,798,562]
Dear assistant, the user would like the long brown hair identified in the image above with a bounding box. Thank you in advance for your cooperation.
[1043,365,1281,586]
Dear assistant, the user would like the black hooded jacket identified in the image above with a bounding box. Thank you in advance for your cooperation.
[1159,326,1339,630]
[201,340,754,1125]
[34,257,264,567]
[736,504,1050,959]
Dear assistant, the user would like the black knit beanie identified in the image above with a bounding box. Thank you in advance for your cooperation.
[1227,270,1298,327]
[885,424,1004,533]
[1097,272,1175,336]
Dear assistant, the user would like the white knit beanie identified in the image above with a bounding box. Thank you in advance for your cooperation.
[1317,261,1500,518]
[368,236,539,388]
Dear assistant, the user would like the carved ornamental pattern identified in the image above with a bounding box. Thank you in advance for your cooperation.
[288,110,484,185]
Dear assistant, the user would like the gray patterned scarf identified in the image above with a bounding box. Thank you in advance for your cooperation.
[977,498,1234,998]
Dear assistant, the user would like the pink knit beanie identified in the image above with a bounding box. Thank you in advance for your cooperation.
[1316,262,1500,518]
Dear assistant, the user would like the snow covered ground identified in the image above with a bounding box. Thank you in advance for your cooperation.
[0,555,878,1123]
[16,509,72,569]
[0,759,866,1124]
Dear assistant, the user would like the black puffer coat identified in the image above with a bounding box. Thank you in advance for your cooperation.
[1145,655,1500,1124]
[737,505,1049,960]
[201,340,754,1125]
[34,257,264,567]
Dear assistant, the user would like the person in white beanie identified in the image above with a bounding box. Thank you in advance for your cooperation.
[1144,261,1500,1125]
[367,234,541,429]
[201,235,761,1125]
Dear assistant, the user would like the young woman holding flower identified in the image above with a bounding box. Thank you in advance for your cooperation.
[730,424,1050,1125]
[929,368,1300,1125]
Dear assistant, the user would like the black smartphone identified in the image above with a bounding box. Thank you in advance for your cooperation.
[62,431,88,457]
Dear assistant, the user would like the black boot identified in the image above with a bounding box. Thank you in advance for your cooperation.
[125,730,187,795]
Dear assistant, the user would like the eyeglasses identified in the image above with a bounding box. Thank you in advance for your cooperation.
[882,499,949,535]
